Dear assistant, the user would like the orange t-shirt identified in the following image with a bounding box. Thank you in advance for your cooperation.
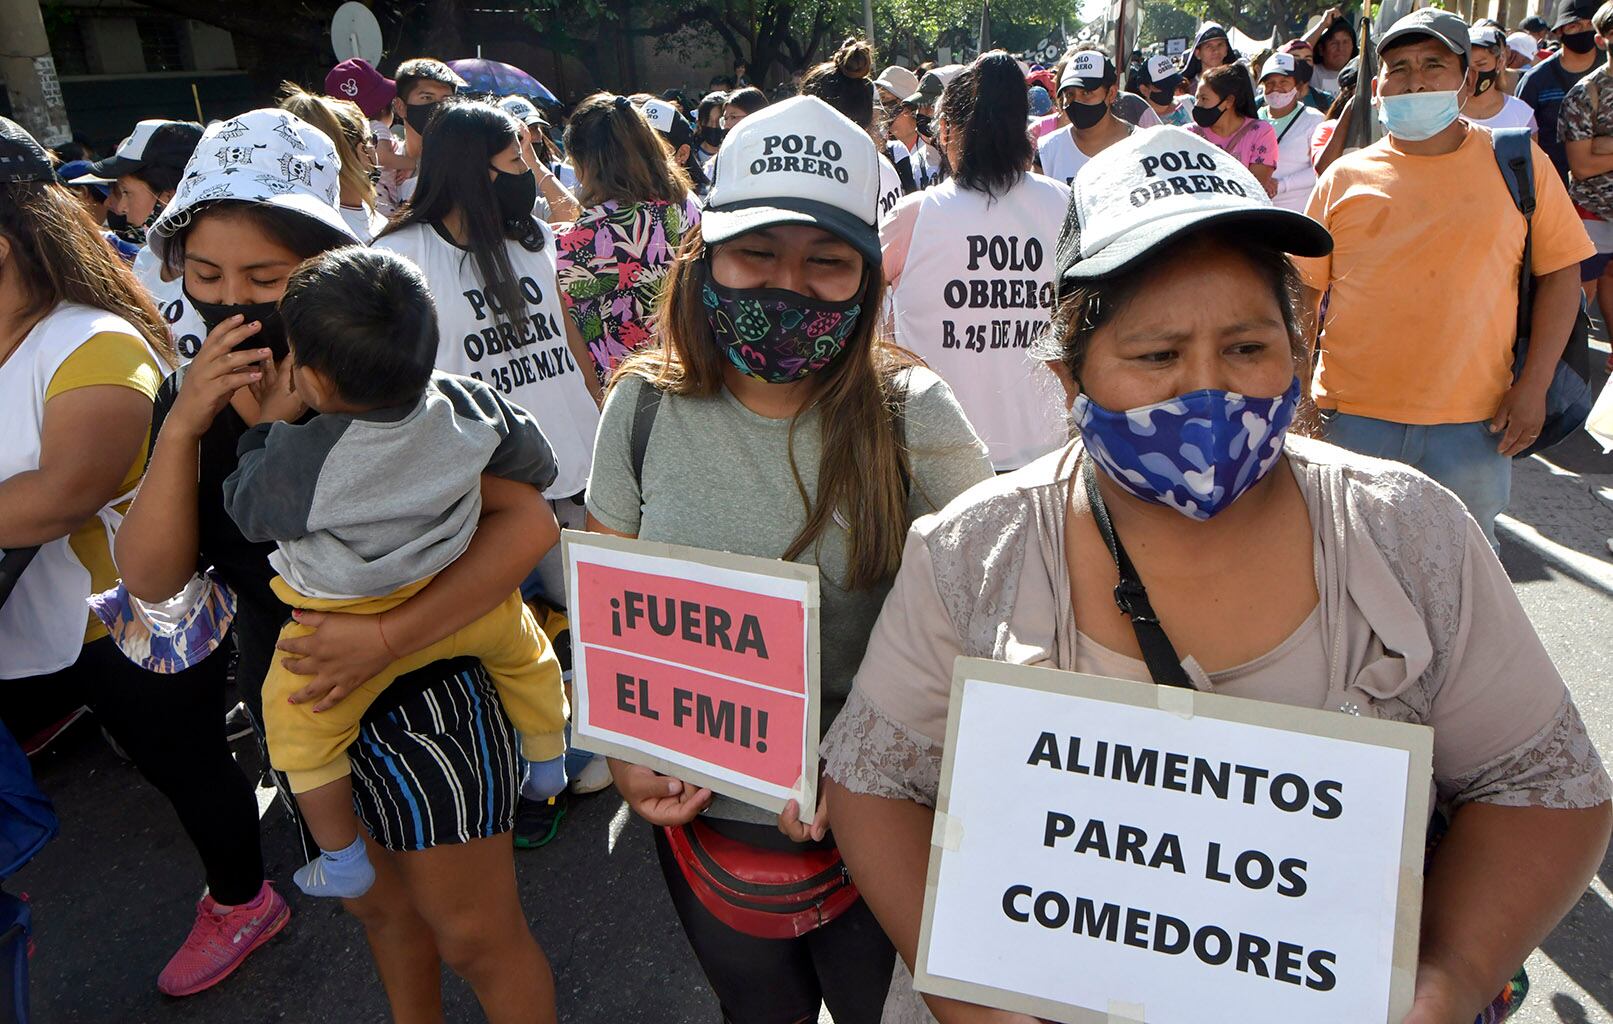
[1295,126,1593,425]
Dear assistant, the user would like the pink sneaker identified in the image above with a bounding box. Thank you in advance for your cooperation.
[157,882,289,997]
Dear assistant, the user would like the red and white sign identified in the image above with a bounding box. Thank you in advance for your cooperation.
[562,530,821,818]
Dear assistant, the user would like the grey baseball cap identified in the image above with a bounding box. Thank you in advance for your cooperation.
[1376,8,1471,59]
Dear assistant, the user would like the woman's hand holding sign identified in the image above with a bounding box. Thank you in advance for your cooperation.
[610,758,713,826]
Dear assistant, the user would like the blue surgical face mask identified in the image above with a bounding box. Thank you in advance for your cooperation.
[1072,377,1301,521]
[1377,89,1462,141]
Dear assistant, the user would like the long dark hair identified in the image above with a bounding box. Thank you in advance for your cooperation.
[944,51,1033,200]
[377,97,543,340]
[1202,64,1258,120]
[613,225,924,590]
[800,39,877,134]
[565,94,691,207]
[0,179,175,366]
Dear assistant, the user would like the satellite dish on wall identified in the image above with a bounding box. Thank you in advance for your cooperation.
[331,2,384,65]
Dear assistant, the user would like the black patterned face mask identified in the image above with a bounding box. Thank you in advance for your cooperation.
[701,264,863,383]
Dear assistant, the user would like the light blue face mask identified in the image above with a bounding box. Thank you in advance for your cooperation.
[1377,90,1462,141]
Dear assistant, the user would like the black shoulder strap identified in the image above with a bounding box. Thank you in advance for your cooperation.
[1081,459,1194,689]
[1492,127,1536,344]
[630,379,664,490]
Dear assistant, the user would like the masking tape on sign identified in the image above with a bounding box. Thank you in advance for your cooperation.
[1155,686,1195,720]
[1106,999,1146,1023]
[931,810,965,851]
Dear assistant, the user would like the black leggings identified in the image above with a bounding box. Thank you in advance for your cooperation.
[654,822,895,1024]
[5,636,265,906]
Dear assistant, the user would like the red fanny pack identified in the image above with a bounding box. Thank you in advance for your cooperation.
[663,820,859,939]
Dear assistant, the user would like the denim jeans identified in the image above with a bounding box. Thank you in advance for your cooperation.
[1320,412,1511,549]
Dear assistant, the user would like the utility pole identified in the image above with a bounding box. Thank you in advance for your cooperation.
[864,0,875,46]
[0,0,72,145]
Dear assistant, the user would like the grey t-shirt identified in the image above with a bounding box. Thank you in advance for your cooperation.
[587,367,994,821]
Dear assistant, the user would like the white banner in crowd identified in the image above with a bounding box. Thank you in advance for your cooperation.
[914,659,1432,1024]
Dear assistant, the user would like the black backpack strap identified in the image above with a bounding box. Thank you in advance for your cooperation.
[1491,127,1536,344]
[630,379,664,492]
[1081,459,1194,690]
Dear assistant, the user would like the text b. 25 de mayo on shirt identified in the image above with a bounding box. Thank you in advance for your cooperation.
[376,222,599,498]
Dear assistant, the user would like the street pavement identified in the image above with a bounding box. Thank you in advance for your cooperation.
[12,365,1613,1024]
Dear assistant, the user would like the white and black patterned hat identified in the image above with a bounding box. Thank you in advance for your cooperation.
[147,108,359,263]
[1055,126,1331,284]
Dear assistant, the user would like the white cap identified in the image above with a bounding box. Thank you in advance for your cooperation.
[498,95,546,126]
[1259,52,1298,81]
[1060,50,1116,93]
[703,96,881,264]
[874,65,919,100]
[1506,31,1538,59]
[1056,126,1331,283]
[1144,54,1182,86]
[148,109,359,264]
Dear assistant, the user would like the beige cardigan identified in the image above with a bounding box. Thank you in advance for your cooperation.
[823,436,1608,1024]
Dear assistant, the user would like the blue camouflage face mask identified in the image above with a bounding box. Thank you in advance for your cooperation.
[1072,377,1301,521]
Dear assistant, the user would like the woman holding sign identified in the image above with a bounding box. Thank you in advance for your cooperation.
[825,126,1611,1024]
[585,96,994,1024]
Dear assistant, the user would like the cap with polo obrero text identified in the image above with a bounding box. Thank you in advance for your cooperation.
[147,108,359,264]
[1470,25,1506,50]
[498,95,548,127]
[1376,8,1471,59]
[1144,55,1182,88]
[70,120,203,185]
[1055,125,1331,284]
[325,58,397,120]
[703,95,881,264]
[874,65,919,100]
[1259,52,1299,81]
[1554,0,1597,31]
[1061,50,1117,93]
[0,116,54,184]
[641,97,695,149]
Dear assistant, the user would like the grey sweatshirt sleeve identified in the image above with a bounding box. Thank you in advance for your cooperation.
[431,372,559,492]
[222,417,349,544]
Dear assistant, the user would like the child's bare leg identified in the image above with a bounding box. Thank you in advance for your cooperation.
[292,776,376,898]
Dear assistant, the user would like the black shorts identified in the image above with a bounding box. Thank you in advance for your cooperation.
[350,658,522,853]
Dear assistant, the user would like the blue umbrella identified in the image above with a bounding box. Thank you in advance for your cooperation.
[448,59,558,104]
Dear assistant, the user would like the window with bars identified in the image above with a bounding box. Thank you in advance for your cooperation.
[136,17,185,72]
[44,17,91,77]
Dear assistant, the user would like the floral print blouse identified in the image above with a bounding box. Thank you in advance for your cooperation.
[556,196,701,381]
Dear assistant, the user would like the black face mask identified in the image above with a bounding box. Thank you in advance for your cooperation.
[1065,99,1109,130]
[492,168,538,222]
[183,286,289,362]
[1475,68,1501,95]
[1191,101,1225,128]
[1146,86,1175,108]
[105,210,129,231]
[1562,30,1598,53]
[915,113,935,139]
[404,100,439,135]
[701,125,726,148]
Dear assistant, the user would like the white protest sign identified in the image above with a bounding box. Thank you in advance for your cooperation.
[915,658,1431,1023]
[562,530,821,819]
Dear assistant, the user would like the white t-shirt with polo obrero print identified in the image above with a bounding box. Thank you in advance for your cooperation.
[374,221,599,499]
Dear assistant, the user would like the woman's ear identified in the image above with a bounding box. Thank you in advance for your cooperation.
[1045,358,1079,410]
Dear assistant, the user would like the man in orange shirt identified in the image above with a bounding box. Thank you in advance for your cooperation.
[1298,8,1591,547]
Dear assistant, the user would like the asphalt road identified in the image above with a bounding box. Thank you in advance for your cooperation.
[12,386,1613,1024]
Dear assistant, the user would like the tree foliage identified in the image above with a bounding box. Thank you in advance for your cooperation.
[1142,0,1361,45]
